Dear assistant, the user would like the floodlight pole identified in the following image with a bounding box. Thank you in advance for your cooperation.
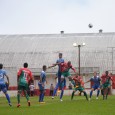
[78,45,81,76]
[108,47,115,73]
[73,43,85,76]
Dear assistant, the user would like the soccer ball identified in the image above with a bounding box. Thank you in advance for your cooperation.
[88,23,93,28]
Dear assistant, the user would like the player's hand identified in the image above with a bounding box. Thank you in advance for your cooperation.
[6,82,9,85]
[48,66,51,69]
[42,84,44,87]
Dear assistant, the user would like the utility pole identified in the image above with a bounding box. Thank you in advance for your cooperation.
[108,47,115,73]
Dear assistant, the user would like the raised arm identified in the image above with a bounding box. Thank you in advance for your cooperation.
[48,63,59,68]
[71,66,76,73]
[85,80,90,83]
[48,62,63,69]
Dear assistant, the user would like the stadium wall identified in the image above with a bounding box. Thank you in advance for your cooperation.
[1,89,115,97]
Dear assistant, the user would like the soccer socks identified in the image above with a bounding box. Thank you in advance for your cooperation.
[17,93,20,104]
[60,89,64,99]
[53,88,57,96]
[39,93,42,102]
[71,91,75,100]
[97,90,100,97]
[90,91,93,98]
[24,91,29,101]
[84,92,88,101]
[71,80,75,86]
[106,88,110,99]
[41,93,44,102]
[53,84,58,96]
[5,93,11,104]
[64,79,66,87]
[101,89,105,100]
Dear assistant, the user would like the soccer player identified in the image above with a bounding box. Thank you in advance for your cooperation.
[0,63,12,106]
[48,53,65,100]
[56,61,76,101]
[101,71,114,100]
[71,73,88,101]
[85,72,101,100]
[38,65,47,103]
[17,63,33,107]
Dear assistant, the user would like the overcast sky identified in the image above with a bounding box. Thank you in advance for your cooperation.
[0,0,115,34]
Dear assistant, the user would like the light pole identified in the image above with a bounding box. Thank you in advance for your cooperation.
[73,42,85,76]
[107,47,115,73]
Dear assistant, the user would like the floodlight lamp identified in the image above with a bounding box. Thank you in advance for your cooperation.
[82,42,85,46]
[73,43,77,47]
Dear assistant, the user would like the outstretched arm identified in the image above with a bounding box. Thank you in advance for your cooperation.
[71,66,76,73]
[48,62,63,68]
[48,63,58,68]
[85,80,90,84]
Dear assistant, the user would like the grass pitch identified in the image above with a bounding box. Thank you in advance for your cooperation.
[0,95,115,115]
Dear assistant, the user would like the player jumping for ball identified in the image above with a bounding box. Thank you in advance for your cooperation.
[50,61,76,101]
[48,53,65,101]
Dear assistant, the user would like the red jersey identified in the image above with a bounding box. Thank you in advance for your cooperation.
[17,68,33,83]
[101,74,113,84]
[60,62,76,73]
[72,76,84,86]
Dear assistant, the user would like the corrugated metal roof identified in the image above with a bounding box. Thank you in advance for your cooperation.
[0,32,115,74]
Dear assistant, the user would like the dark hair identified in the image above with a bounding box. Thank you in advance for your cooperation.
[0,63,3,69]
[68,61,71,64]
[43,65,47,70]
[23,63,28,68]
[105,71,108,75]
[59,53,62,56]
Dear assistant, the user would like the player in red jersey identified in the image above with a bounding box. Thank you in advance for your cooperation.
[71,74,88,101]
[17,63,33,107]
[49,61,76,101]
[101,71,114,100]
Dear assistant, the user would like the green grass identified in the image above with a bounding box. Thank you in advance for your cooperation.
[0,95,115,115]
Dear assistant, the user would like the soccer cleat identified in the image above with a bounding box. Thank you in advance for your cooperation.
[28,101,31,106]
[17,104,21,108]
[39,101,45,104]
[60,99,63,102]
[96,97,98,100]
[9,103,12,107]
[52,96,54,99]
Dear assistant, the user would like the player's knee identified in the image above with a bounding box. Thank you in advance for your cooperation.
[18,90,21,94]
[3,88,7,94]
[68,77,72,81]
[91,88,94,91]
[83,91,87,96]
[4,91,7,95]
[73,90,76,93]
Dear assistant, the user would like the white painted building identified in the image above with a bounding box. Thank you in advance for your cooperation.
[0,32,115,89]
